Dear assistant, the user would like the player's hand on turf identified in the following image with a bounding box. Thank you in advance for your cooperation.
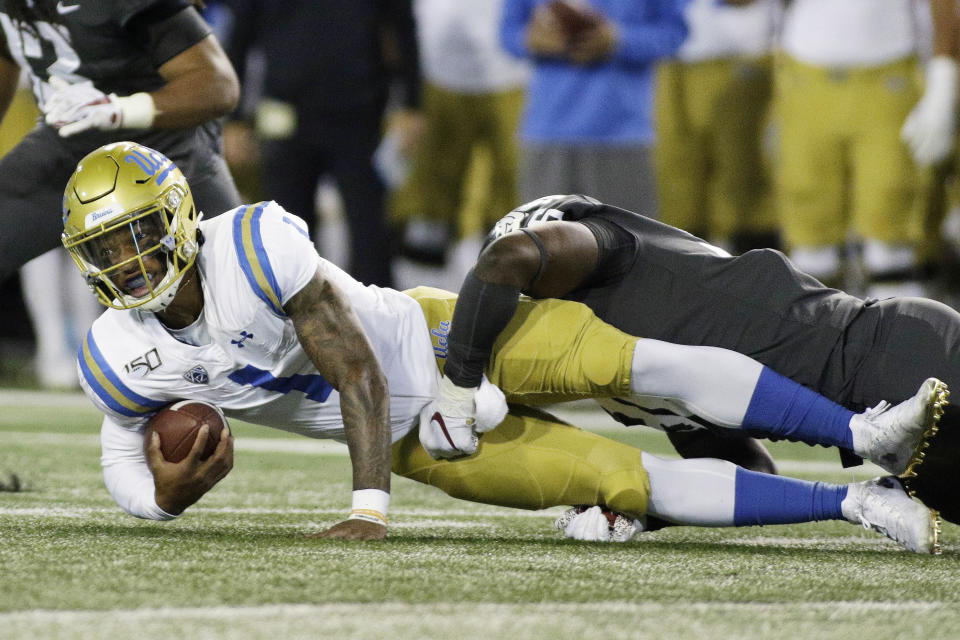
[147,424,234,515]
[306,518,387,541]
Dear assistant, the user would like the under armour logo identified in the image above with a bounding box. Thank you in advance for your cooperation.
[231,331,254,348]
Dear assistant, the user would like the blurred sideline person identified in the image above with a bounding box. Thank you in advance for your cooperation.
[500,0,688,214]
[395,0,528,266]
[764,0,959,296]
[60,142,943,553]
[0,0,243,288]
[221,0,424,288]
[0,71,99,387]
[436,194,960,523]
[1,74,100,388]
[653,0,780,254]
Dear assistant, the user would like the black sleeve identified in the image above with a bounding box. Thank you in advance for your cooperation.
[0,27,12,62]
[577,217,640,289]
[124,3,214,68]
[443,270,521,388]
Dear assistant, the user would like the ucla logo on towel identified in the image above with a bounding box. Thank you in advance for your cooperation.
[183,365,209,385]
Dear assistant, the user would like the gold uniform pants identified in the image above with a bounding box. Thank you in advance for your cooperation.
[654,57,775,241]
[774,55,925,247]
[393,83,524,238]
[391,287,650,519]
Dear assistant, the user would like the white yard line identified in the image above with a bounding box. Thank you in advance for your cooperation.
[0,430,884,474]
[0,505,557,518]
[0,600,947,624]
[0,389,90,408]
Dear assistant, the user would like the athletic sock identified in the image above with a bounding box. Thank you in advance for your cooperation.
[742,367,855,449]
[733,467,847,526]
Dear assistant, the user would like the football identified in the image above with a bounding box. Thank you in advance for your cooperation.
[547,0,602,39]
[145,400,227,463]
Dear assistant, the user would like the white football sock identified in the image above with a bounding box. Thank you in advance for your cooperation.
[630,338,763,428]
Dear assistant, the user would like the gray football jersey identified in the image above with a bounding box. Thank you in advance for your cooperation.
[0,0,208,106]
[488,195,871,407]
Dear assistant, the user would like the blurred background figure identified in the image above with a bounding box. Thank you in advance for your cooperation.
[0,0,241,387]
[0,73,99,389]
[222,0,425,288]
[394,0,529,281]
[0,0,242,283]
[770,0,958,297]
[500,0,688,216]
[654,0,781,254]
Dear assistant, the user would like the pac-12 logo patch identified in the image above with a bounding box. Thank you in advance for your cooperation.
[183,366,209,385]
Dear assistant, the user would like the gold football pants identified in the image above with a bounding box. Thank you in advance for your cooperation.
[775,55,924,246]
[654,57,775,241]
[391,287,650,518]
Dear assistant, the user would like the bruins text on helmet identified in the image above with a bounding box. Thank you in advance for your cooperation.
[61,142,200,312]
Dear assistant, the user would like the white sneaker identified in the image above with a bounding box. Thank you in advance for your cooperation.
[554,506,644,543]
[842,477,940,554]
[853,378,948,475]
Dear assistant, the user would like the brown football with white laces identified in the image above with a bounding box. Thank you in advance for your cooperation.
[144,400,226,463]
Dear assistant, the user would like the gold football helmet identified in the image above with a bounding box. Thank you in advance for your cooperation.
[61,142,200,312]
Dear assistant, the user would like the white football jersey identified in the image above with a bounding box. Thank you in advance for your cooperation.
[782,0,925,68]
[81,201,439,519]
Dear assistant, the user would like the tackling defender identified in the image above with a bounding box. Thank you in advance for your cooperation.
[438,194,960,523]
[63,143,944,552]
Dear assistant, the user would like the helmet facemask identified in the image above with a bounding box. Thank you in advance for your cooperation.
[66,188,197,312]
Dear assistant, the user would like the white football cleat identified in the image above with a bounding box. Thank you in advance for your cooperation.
[554,506,644,543]
[842,476,940,554]
[853,377,948,475]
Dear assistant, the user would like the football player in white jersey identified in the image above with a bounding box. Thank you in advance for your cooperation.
[62,143,945,552]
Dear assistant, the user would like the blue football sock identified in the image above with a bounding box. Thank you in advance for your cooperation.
[733,467,847,526]
[742,367,855,449]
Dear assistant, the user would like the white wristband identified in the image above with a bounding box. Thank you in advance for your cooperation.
[115,92,156,129]
[348,488,389,526]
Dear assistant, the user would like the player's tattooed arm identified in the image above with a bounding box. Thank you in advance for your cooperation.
[285,270,391,497]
